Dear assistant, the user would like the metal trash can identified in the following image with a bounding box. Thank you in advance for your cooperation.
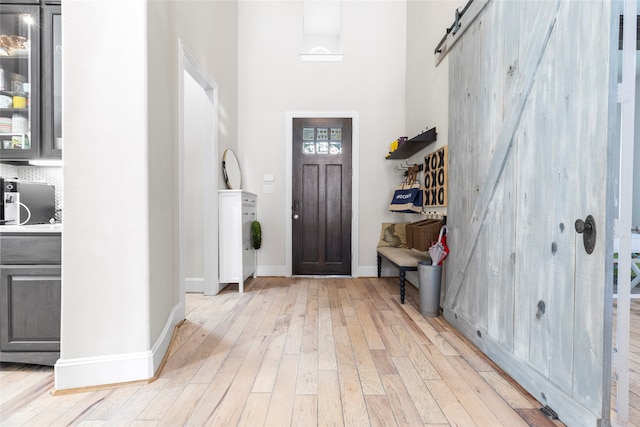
[418,261,442,317]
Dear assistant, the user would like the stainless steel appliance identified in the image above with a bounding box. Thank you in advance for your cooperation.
[0,179,55,225]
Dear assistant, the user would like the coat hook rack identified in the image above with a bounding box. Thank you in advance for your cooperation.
[402,163,424,181]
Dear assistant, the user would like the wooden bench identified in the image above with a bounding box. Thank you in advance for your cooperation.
[377,246,430,304]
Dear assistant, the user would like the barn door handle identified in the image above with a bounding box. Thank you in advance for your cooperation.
[575,215,596,254]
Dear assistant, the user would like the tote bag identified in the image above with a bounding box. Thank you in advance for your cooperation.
[389,182,424,214]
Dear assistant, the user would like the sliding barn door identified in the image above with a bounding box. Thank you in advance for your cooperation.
[444,1,616,426]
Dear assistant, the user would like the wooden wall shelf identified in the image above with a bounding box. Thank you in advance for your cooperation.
[386,127,437,159]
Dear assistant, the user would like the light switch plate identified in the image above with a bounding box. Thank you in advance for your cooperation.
[263,173,275,182]
[263,184,275,194]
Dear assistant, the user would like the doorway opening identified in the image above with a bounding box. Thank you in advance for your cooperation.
[178,41,219,301]
[285,112,359,277]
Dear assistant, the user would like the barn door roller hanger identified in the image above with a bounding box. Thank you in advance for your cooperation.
[575,215,596,254]
[434,0,475,54]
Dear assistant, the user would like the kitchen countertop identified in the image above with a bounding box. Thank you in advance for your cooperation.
[0,223,62,233]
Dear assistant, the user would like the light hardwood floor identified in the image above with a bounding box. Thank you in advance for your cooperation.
[611,298,640,426]
[1,277,574,426]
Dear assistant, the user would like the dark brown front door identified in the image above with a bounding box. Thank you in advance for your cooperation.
[292,118,352,275]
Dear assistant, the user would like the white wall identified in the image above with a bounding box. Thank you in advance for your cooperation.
[238,1,408,275]
[57,0,237,390]
[175,1,239,187]
[402,1,461,286]
[147,0,178,368]
[405,0,463,207]
[60,0,150,364]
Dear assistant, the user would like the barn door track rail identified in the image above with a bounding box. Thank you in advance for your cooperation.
[434,0,489,65]
[434,0,474,54]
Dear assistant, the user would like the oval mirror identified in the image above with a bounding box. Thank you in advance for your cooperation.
[222,149,242,189]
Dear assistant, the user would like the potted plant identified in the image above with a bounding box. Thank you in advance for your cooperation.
[251,220,262,250]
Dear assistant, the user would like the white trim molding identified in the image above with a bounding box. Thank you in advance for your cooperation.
[184,277,205,293]
[257,265,287,277]
[54,302,183,391]
[178,39,220,298]
[54,352,153,391]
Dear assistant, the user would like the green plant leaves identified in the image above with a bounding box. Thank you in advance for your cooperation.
[251,220,262,250]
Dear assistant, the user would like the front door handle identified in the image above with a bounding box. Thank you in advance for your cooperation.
[575,215,596,254]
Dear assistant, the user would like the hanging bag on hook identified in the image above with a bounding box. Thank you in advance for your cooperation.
[389,182,424,213]
[389,163,425,214]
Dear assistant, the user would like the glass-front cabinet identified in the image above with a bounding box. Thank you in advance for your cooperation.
[0,5,39,160]
[0,2,60,161]
[41,5,61,158]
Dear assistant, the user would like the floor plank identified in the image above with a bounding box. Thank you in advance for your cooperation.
[380,373,423,426]
[333,325,369,425]
[263,354,299,426]
[185,357,243,426]
[317,370,343,427]
[391,356,448,424]
[364,394,398,427]
[612,298,640,426]
[237,392,270,427]
[291,394,317,426]
[345,315,385,395]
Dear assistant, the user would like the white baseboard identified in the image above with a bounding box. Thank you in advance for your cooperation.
[259,265,385,279]
[255,264,417,289]
[151,302,183,372]
[256,265,286,277]
[358,265,378,277]
[185,277,204,293]
[54,302,183,391]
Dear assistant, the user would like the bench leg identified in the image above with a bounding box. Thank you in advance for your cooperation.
[399,269,406,304]
[377,253,382,278]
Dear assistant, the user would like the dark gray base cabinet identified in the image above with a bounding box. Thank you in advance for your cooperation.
[0,233,61,366]
[0,266,61,366]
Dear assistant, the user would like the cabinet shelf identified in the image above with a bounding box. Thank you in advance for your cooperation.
[386,127,437,159]
[0,108,29,113]
[0,54,29,60]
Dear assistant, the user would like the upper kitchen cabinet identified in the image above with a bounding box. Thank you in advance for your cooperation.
[41,5,61,158]
[0,2,61,161]
[0,4,40,160]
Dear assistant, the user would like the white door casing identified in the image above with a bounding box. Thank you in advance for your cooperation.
[178,40,219,301]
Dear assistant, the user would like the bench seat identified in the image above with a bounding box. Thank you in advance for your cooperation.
[377,246,430,303]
